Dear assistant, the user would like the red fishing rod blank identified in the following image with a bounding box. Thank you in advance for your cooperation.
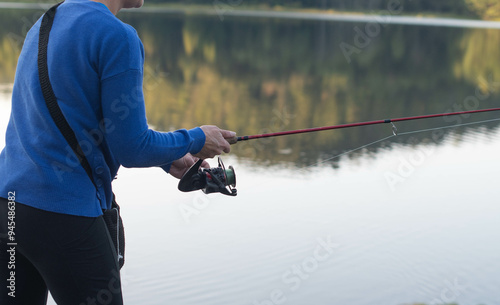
[236,107,500,141]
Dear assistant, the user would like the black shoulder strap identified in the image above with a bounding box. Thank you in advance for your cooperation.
[38,1,97,189]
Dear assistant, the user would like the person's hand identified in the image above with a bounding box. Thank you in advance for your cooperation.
[169,154,209,179]
[194,125,237,159]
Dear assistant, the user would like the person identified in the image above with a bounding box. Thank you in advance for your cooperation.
[0,0,236,304]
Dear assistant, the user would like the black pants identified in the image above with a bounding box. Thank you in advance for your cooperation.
[0,197,123,305]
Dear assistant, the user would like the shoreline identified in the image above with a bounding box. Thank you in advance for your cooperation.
[2,2,500,30]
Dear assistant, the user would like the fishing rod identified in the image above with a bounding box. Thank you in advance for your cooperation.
[178,107,500,196]
[236,107,500,141]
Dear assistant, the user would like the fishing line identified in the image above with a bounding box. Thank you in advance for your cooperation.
[299,117,500,171]
[396,117,500,136]
[237,107,500,141]
[299,135,396,171]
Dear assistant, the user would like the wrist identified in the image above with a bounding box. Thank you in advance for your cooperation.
[188,127,206,155]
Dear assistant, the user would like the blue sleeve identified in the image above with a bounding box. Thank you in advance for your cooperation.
[98,24,205,170]
[101,69,206,169]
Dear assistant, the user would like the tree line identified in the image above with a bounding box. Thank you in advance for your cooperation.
[147,0,500,20]
[1,0,499,19]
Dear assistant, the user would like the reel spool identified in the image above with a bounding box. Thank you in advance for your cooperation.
[178,157,237,196]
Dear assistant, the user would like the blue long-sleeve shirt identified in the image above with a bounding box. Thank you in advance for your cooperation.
[0,0,205,216]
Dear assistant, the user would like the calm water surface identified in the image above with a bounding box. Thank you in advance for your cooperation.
[0,7,499,305]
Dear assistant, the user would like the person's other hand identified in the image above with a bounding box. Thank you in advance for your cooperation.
[169,153,209,179]
[194,125,237,159]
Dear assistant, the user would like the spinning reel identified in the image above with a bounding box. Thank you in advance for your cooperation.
[178,157,237,196]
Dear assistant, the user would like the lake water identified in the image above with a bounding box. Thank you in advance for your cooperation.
[1,6,500,305]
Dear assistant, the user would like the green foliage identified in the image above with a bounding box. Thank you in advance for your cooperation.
[465,0,500,19]
[147,0,498,20]
[145,0,474,17]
